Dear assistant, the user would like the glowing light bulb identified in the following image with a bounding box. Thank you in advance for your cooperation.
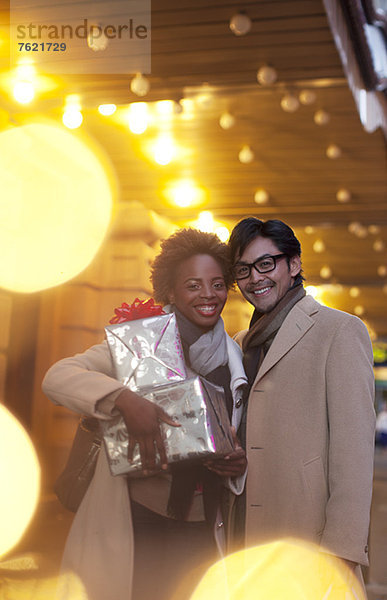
[313,239,325,253]
[219,112,235,130]
[229,13,252,36]
[373,239,385,252]
[98,104,117,116]
[254,189,269,204]
[13,80,35,104]
[280,94,299,113]
[326,144,342,159]
[87,24,109,51]
[314,109,330,125]
[215,225,230,242]
[130,73,150,97]
[336,188,351,203]
[299,90,316,105]
[153,134,175,165]
[62,108,83,129]
[155,100,175,116]
[349,287,360,298]
[165,179,204,208]
[354,305,365,316]
[127,102,148,134]
[239,145,254,164]
[320,265,332,279]
[257,65,277,85]
[377,265,387,277]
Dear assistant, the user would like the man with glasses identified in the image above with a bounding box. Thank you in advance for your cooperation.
[226,217,375,582]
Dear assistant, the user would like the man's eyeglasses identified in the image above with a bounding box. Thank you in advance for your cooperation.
[233,254,287,280]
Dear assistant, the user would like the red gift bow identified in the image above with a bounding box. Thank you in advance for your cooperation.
[109,298,165,324]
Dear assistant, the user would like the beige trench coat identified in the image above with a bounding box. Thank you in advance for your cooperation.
[237,295,375,566]
[42,335,245,600]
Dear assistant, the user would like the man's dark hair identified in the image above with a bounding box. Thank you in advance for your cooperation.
[229,218,304,283]
[151,228,233,305]
[229,217,302,264]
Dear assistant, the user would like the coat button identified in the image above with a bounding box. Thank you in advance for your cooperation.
[216,521,224,529]
[364,545,368,553]
[235,399,242,408]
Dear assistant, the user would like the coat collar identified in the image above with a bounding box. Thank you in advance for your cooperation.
[252,295,320,384]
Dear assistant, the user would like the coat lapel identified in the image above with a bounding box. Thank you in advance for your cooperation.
[253,296,319,384]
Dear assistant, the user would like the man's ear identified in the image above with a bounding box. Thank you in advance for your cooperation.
[289,255,302,277]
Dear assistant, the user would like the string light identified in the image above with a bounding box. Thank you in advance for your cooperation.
[238,145,254,164]
[98,104,117,116]
[254,189,269,204]
[336,188,351,203]
[127,102,148,134]
[229,13,252,36]
[314,109,330,125]
[280,93,299,113]
[299,90,316,105]
[130,73,150,97]
[326,144,342,159]
[62,95,83,129]
[219,112,235,130]
[257,65,277,85]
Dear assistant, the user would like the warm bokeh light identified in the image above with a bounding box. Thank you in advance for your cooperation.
[190,539,365,600]
[127,102,149,134]
[155,100,175,116]
[152,134,176,165]
[0,122,113,292]
[63,94,83,129]
[313,239,326,253]
[62,107,83,129]
[12,80,35,104]
[238,145,254,163]
[305,285,319,298]
[187,212,230,242]
[254,189,269,205]
[0,405,40,558]
[214,226,230,242]
[130,73,150,97]
[164,179,205,208]
[0,561,88,599]
[98,104,117,116]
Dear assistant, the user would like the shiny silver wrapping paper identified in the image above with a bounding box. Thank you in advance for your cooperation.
[104,313,186,393]
[102,376,234,476]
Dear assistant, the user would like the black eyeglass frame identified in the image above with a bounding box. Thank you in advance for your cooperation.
[232,253,288,280]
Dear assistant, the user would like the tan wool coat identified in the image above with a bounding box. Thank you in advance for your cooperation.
[42,335,246,600]
[236,295,375,566]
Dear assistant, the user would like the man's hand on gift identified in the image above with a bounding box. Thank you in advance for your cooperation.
[204,427,247,478]
[115,389,180,473]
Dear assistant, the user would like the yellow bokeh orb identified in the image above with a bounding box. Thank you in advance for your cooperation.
[189,539,365,600]
[0,122,113,292]
[0,405,40,558]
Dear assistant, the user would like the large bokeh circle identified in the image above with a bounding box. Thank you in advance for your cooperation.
[0,405,40,557]
[0,122,113,292]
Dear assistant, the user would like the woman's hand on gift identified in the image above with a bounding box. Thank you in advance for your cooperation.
[204,427,247,478]
[114,389,180,473]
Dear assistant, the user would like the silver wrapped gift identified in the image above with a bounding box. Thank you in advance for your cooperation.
[105,312,186,392]
[102,376,234,476]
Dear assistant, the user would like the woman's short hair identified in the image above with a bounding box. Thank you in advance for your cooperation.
[151,228,233,304]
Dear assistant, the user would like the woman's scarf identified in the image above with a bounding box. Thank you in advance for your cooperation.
[165,306,238,522]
